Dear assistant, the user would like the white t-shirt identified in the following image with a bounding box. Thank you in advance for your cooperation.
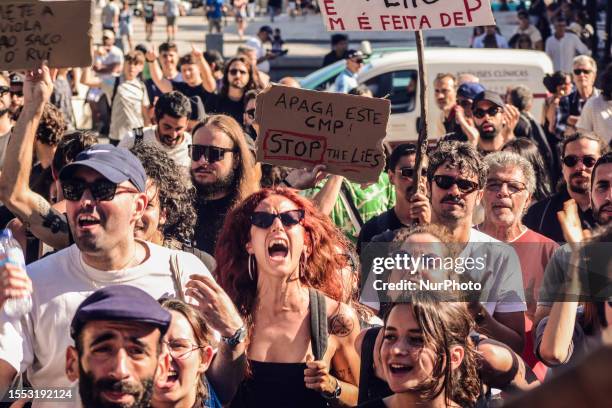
[576,94,612,144]
[245,36,269,73]
[119,125,192,169]
[545,33,591,73]
[109,77,150,141]
[461,228,527,315]
[0,241,211,407]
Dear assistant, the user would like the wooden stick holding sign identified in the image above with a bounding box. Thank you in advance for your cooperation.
[316,0,495,222]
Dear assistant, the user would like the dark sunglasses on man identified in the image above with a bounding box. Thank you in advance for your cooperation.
[246,108,256,120]
[562,155,598,168]
[473,106,501,119]
[10,90,23,98]
[0,86,9,96]
[433,175,480,194]
[188,144,236,164]
[229,68,248,76]
[398,167,427,179]
[250,209,305,229]
[573,68,592,76]
[62,179,138,202]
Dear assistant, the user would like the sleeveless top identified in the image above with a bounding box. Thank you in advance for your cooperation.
[230,288,330,408]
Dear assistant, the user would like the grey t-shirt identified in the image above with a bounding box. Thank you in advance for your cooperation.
[0,130,11,170]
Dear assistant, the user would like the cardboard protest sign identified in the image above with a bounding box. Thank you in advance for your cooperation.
[317,0,495,32]
[0,1,93,70]
[256,85,390,184]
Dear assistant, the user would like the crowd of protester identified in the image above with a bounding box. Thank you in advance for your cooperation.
[0,1,610,408]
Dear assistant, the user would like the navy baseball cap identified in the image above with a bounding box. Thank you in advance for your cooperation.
[70,285,172,339]
[457,82,485,101]
[473,90,505,109]
[59,144,147,192]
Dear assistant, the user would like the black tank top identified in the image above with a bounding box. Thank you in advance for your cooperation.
[357,326,392,405]
[230,289,330,408]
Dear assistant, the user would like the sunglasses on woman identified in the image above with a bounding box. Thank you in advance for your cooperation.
[473,106,501,119]
[62,179,136,201]
[188,144,236,163]
[433,175,479,194]
[246,108,256,119]
[562,155,597,168]
[250,209,305,229]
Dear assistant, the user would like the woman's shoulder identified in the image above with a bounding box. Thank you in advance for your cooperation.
[322,295,359,339]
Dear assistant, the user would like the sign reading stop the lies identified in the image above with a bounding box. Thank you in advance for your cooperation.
[256,85,391,184]
[317,0,495,32]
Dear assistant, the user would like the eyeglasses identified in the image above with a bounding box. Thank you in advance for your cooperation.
[485,179,527,195]
[398,167,427,179]
[246,108,256,119]
[0,86,9,96]
[573,68,592,76]
[473,106,501,119]
[433,175,479,194]
[351,58,364,64]
[250,209,305,229]
[188,144,236,163]
[164,339,205,360]
[229,68,248,76]
[10,90,23,98]
[562,155,598,168]
[62,179,137,202]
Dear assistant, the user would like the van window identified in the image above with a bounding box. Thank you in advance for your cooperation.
[364,70,418,114]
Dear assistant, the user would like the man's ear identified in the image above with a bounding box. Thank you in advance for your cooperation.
[132,192,148,223]
[449,345,465,371]
[475,189,484,206]
[65,346,80,382]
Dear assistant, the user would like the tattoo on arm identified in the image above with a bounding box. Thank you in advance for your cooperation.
[329,312,354,338]
[36,198,69,234]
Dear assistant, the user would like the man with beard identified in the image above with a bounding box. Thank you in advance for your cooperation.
[472,90,519,154]
[429,141,527,353]
[120,91,192,169]
[534,152,612,329]
[65,285,171,408]
[357,143,430,252]
[8,73,25,121]
[190,114,260,254]
[205,56,257,125]
[524,132,608,243]
[478,151,558,380]
[433,73,457,137]
[0,74,13,168]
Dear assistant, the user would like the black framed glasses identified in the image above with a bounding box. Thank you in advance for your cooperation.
[188,144,236,163]
[250,209,305,229]
[246,108,256,119]
[398,167,427,179]
[433,175,479,194]
[0,86,9,96]
[229,68,248,76]
[164,339,205,360]
[473,106,501,119]
[485,179,527,195]
[562,155,598,168]
[62,179,136,202]
[573,68,592,76]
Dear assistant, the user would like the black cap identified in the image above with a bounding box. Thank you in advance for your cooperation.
[473,90,505,109]
[346,49,364,60]
[70,285,172,339]
[9,73,24,86]
[388,143,417,170]
[259,25,273,35]
[59,144,147,192]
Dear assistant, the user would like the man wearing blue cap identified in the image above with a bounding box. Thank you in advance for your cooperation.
[440,81,484,143]
[66,285,171,408]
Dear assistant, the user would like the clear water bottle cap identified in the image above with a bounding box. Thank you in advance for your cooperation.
[0,229,13,239]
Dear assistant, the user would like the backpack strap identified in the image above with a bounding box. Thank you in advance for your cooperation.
[109,75,121,110]
[308,288,328,361]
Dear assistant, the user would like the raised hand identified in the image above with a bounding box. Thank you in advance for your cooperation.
[23,63,55,108]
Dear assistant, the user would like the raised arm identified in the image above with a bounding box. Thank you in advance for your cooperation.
[312,175,344,216]
[191,45,217,93]
[0,65,71,250]
[146,49,173,94]
[80,66,102,88]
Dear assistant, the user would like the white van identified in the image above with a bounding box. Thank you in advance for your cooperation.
[350,48,553,144]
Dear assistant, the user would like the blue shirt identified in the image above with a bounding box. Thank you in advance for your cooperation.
[333,68,358,94]
[206,0,224,18]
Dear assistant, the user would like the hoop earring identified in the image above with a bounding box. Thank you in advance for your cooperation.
[248,254,256,281]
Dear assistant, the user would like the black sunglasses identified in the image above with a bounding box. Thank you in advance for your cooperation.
[573,68,592,76]
[473,106,501,119]
[398,167,427,179]
[246,108,256,119]
[229,68,248,76]
[433,175,479,194]
[250,209,305,229]
[62,179,129,202]
[188,145,236,163]
[10,90,23,97]
[562,155,597,168]
[0,86,9,95]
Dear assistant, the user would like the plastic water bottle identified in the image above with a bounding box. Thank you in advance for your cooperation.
[1,229,31,319]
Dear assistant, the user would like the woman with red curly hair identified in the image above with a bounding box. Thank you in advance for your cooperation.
[215,187,361,407]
